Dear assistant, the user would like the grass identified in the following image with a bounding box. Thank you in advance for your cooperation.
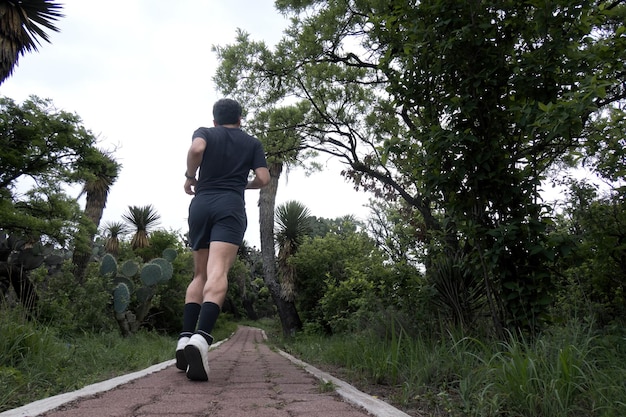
[277,320,626,417]
[0,307,237,413]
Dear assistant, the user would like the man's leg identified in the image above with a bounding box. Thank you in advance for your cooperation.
[185,241,239,381]
[176,248,209,370]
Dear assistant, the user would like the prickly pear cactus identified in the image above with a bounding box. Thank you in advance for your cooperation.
[136,286,153,304]
[120,260,139,277]
[113,283,130,314]
[112,276,135,294]
[149,258,173,283]
[140,263,162,287]
[97,247,179,336]
[99,253,117,278]
[162,248,177,262]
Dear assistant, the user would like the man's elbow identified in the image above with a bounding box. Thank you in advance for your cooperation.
[257,168,271,188]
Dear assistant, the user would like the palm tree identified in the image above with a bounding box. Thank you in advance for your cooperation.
[122,204,161,250]
[275,200,312,301]
[72,150,120,282]
[0,0,63,84]
[102,221,128,256]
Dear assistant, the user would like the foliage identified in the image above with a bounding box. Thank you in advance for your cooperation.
[551,180,626,325]
[0,0,63,84]
[291,225,413,332]
[213,0,626,336]
[32,261,116,334]
[122,204,161,251]
[0,95,101,245]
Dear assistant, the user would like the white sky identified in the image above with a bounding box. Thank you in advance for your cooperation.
[1,0,372,248]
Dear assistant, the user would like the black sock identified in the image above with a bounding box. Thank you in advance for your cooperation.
[180,302,201,338]
[196,301,220,342]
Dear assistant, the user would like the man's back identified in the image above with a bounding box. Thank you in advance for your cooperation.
[192,126,265,195]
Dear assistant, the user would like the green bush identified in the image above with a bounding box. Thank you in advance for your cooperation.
[32,261,116,334]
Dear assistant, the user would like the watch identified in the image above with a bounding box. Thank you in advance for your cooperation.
[184,172,195,179]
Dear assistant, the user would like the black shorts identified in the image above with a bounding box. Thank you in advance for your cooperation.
[188,191,247,250]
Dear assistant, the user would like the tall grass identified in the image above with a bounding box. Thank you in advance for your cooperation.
[281,320,626,417]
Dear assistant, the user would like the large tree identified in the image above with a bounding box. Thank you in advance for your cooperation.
[71,149,121,283]
[213,0,626,334]
[0,0,63,84]
[0,96,100,242]
[0,95,105,307]
[213,47,315,335]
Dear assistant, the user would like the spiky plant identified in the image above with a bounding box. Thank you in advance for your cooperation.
[122,205,161,250]
[0,0,63,84]
[103,221,128,256]
[275,200,312,301]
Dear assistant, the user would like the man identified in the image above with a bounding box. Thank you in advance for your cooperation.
[178,98,270,381]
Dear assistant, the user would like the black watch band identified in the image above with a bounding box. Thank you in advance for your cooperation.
[184,172,195,179]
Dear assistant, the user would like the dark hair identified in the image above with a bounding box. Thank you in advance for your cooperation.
[213,98,242,125]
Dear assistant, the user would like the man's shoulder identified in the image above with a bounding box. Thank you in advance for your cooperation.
[192,126,215,139]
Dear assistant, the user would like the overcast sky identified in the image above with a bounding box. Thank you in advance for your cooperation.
[1,0,372,248]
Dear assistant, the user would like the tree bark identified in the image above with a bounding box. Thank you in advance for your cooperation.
[258,162,302,336]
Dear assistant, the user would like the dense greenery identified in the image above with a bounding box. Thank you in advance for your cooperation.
[213,0,625,336]
[2,1,625,415]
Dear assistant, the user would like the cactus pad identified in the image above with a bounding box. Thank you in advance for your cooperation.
[149,258,173,283]
[162,248,177,262]
[113,283,130,313]
[112,276,135,294]
[120,260,139,277]
[140,263,162,286]
[100,253,118,277]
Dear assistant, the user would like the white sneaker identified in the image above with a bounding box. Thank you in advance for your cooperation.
[175,336,190,371]
[184,334,210,381]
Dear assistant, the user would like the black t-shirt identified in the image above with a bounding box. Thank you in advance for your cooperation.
[192,126,267,196]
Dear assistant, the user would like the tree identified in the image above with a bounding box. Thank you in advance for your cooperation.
[122,205,161,251]
[0,96,100,242]
[0,95,105,308]
[275,200,312,302]
[71,149,121,282]
[212,0,626,335]
[0,0,63,84]
[214,42,315,335]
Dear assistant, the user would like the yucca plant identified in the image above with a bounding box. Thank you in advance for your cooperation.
[275,200,312,301]
[102,221,128,256]
[122,204,161,250]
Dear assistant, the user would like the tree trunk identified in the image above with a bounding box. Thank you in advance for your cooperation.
[72,190,106,284]
[258,162,302,336]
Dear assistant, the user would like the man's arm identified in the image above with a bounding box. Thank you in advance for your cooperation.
[184,137,206,195]
[246,167,270,190]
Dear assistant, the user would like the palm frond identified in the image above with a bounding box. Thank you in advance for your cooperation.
[0,0,63,82]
